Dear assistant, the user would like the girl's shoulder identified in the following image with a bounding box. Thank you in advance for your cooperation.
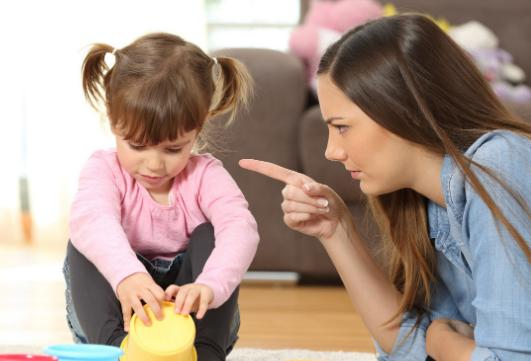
[185,153,223,172]
[89,148,118,163]
[179,153,240,187]
[83,148,126,175]
[81,149,130,189]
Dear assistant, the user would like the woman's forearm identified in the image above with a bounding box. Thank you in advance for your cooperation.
[320,219,402,353]
[427,320,475,361]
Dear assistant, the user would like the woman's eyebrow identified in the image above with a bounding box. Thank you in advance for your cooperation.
[325,116,345,124]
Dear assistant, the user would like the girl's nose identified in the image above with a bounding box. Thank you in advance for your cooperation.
[146,153,164,172]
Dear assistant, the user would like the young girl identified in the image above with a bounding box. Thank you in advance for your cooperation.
[64,32,259,361]
[240,15,531,361]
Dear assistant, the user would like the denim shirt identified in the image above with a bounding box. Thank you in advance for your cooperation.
[376,131,531,361]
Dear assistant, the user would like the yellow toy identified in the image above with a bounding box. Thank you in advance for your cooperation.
[120,301,196,361]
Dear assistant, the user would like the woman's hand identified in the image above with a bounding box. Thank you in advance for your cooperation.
[116,272,165,331]
[239,159,353,242]
[426,318,475,360]
[165,283,214,319]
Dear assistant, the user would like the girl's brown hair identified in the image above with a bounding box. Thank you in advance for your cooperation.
[318,15,531,325]
[82,32,252,149]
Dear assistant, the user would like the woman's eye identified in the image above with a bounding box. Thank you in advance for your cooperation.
[334,125,349,134]
[128,143,145,151]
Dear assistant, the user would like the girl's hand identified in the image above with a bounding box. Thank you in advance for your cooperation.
[165,283,214,320]
[116,273,165,332]
[239,159,352,241]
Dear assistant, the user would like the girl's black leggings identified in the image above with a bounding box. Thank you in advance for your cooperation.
[66,222,239,361]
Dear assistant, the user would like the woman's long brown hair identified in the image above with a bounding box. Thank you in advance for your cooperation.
[318,14,531,325]
[81,32,252,149]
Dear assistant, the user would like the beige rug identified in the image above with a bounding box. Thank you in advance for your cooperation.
[1,345,377,361]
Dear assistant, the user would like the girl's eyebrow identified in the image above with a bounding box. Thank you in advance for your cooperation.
[167,140,191,147]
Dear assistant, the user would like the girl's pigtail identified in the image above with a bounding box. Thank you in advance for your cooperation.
[208,57,253,124]
[82,43,115,112]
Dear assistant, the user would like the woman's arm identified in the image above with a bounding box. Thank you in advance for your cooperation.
[239,159,402,353]
[450,133,531,361]
[317,208,402,353]
[426,319,475,361]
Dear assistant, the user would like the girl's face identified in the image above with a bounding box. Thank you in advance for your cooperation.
[316,74,423,196]
[114,129,198,195]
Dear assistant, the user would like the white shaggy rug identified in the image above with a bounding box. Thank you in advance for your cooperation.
[229,348,378,360]
[0,345,378,361]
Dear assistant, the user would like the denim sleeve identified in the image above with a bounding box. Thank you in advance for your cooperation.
[464,138,531,361]
[373,310,430,361]
[374,274,465,361]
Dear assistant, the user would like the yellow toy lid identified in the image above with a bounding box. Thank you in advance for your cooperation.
[129,301,196,356]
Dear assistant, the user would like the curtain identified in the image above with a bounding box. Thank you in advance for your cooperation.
[0,0,207,245]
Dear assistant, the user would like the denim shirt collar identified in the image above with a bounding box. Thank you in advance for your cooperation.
[427,154,453,241]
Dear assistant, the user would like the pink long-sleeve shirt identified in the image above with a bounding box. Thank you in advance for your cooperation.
[69,149,259,308]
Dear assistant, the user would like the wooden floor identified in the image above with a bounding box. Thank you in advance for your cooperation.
[0,243,374,352]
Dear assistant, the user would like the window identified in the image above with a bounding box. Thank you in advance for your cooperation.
[206,0,300,51]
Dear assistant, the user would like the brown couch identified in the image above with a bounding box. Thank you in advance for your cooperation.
[210,0,531,280]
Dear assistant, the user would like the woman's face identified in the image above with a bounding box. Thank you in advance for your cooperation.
[316,74,421,196]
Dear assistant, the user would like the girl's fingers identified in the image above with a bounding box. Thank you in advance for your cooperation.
[141,290,163,321]
[149,284,166,302]
[121,302,132,332]
[165,285,179,301]
[196,289,210,320]
[131,297,151,327]
[174,287,190,314]
[180,289,200,316]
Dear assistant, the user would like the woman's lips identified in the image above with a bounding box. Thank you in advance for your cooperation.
[350,171,362,180]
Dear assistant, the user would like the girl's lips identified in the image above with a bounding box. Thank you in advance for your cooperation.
[140,174,165,183]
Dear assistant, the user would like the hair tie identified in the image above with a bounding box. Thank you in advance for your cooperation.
[209,57,223,112]
[211,57,222,82]
[105,48,117,69]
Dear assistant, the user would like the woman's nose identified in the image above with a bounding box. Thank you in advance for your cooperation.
[325,138,347,162]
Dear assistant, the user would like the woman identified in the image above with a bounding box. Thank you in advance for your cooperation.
[240,15,530,361]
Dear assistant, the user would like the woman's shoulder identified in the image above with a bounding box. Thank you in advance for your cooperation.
[465,130,530,166]
[466,130,530,190]
[443,130,530,213]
